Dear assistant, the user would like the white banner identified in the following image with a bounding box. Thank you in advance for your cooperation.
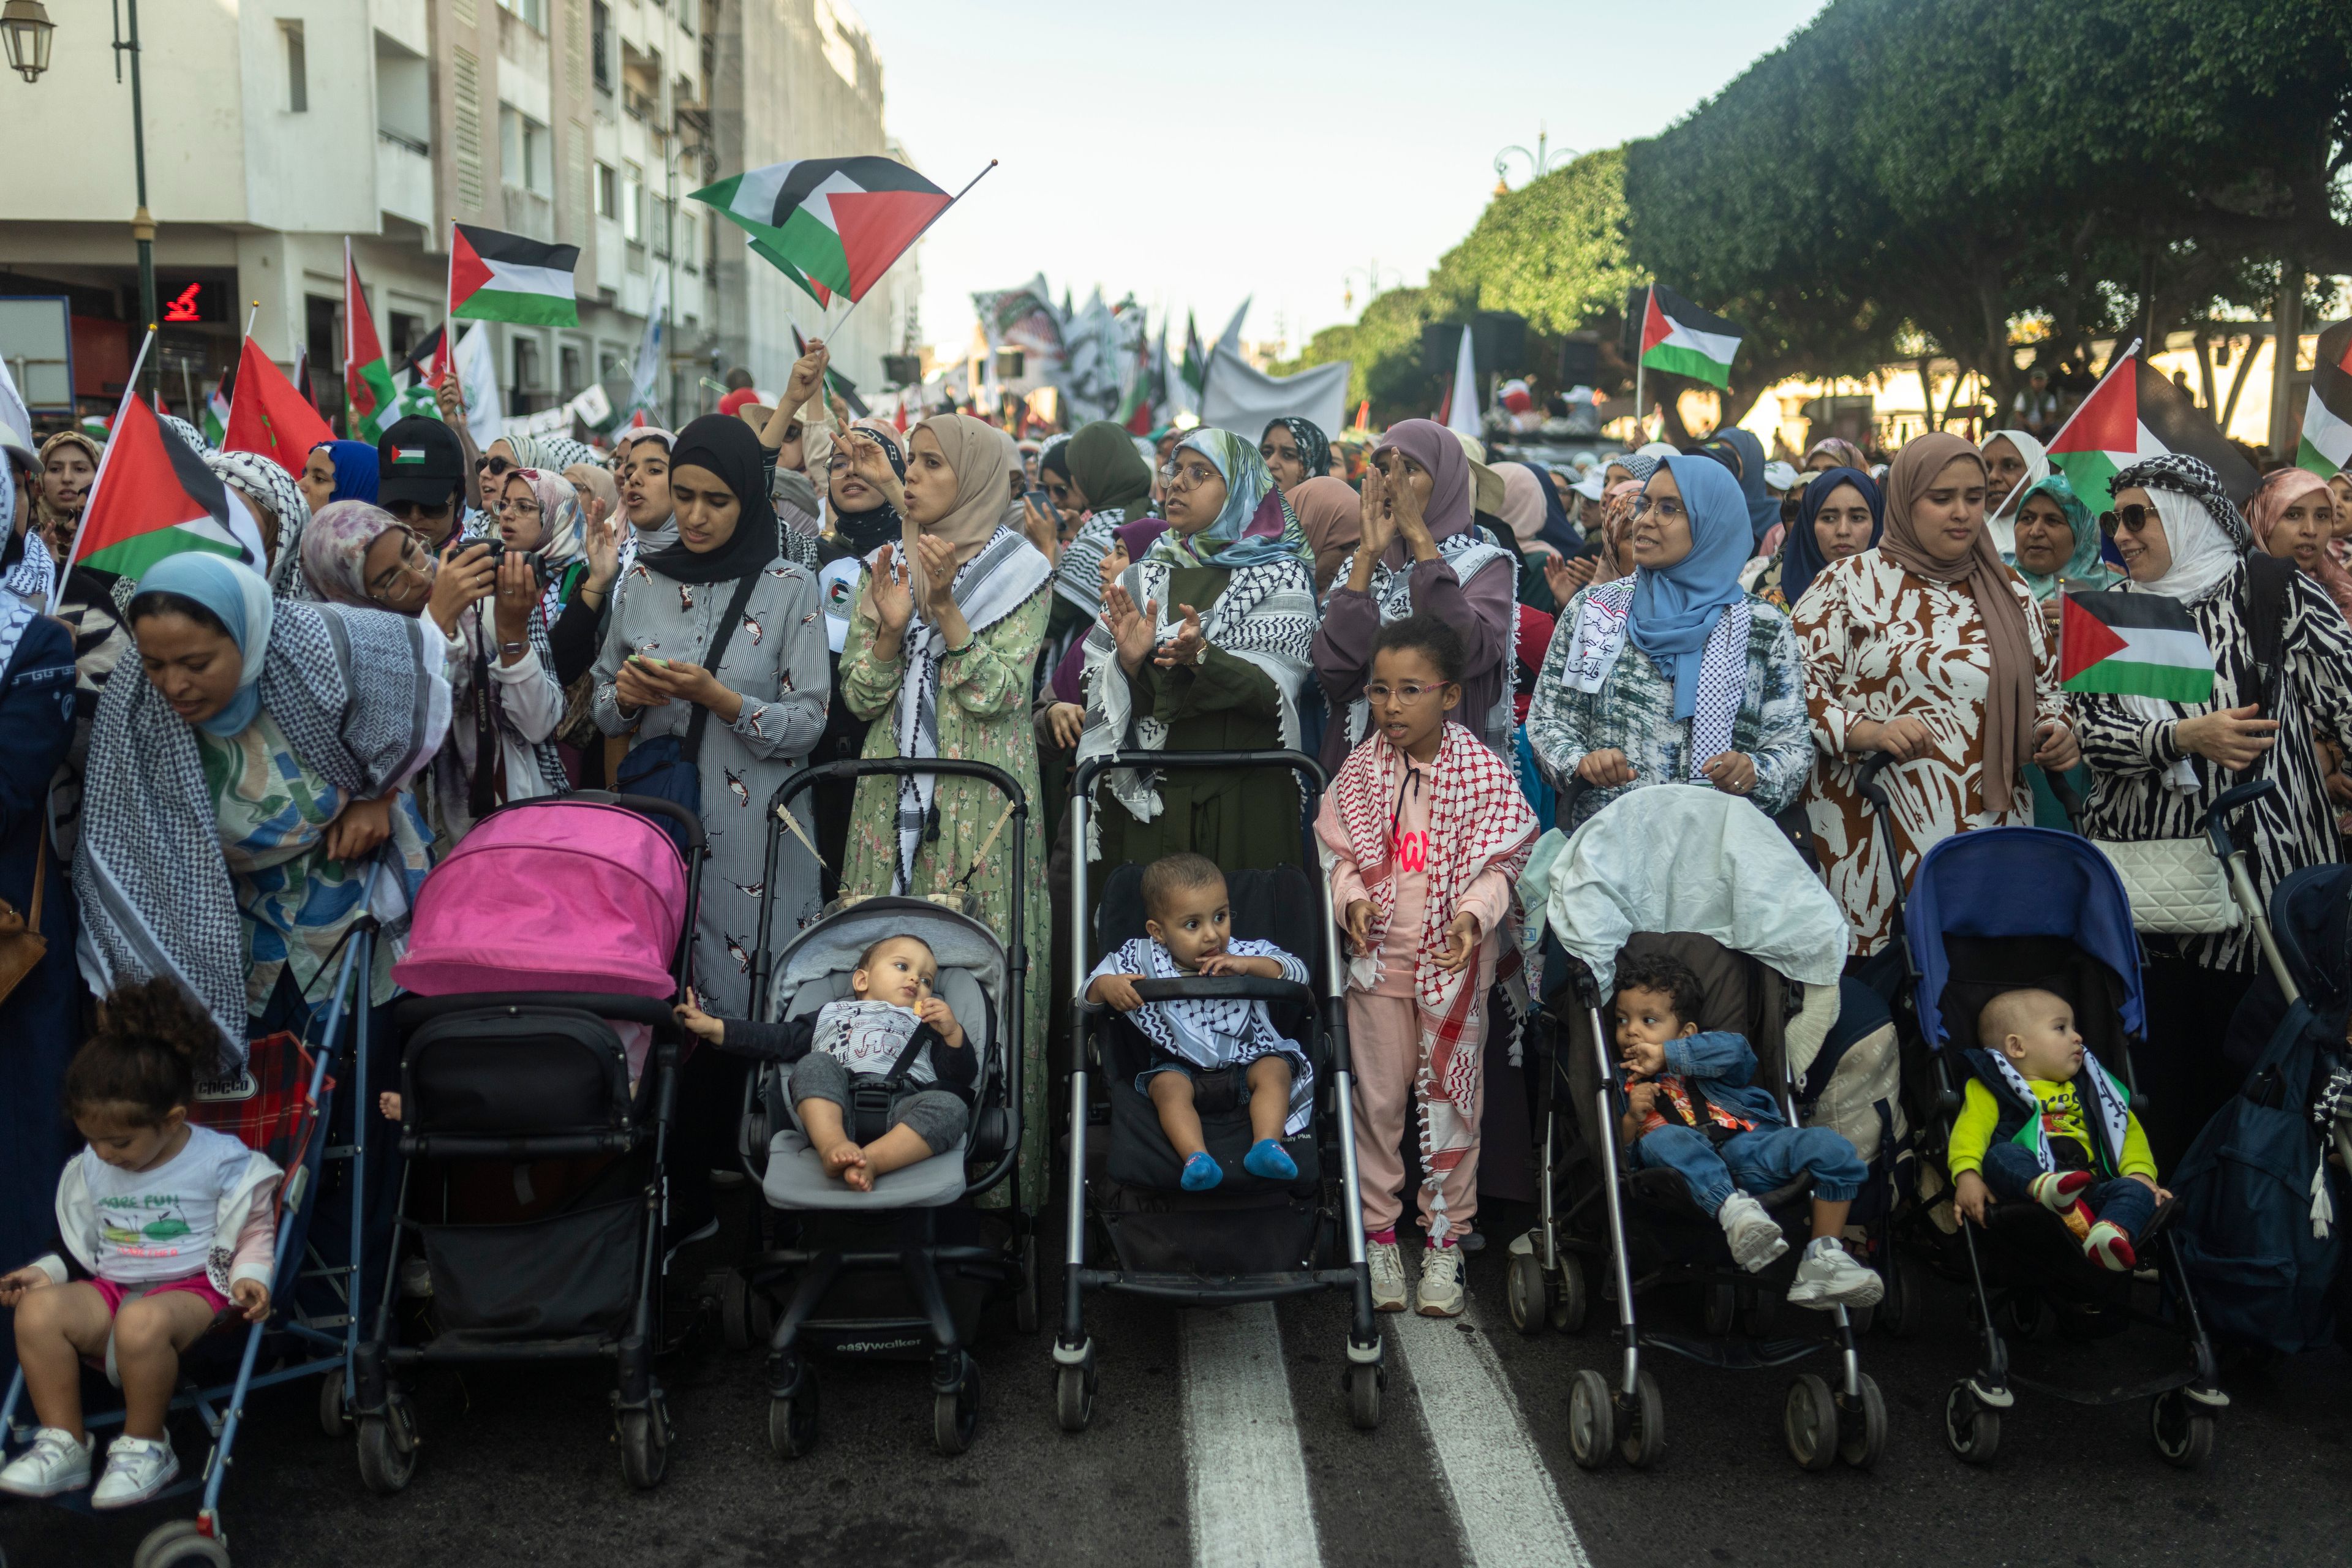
[1198,346,1351,440]
[453,323,503,450]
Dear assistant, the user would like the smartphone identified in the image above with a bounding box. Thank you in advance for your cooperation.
[628,652,669,668]
[1025,488,1058,520]
[481,537,548,587]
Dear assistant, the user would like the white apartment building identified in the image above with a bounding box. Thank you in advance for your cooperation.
[0,0,917,432]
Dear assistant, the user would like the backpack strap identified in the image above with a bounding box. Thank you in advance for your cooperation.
[2243,551,2293,725]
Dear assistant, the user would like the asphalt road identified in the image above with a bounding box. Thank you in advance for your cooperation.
[5,1191,2345,1568]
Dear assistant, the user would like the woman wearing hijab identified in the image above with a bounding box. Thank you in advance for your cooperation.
[300,439,382,516]
[206,447,314,596]
[835,413,1053,1205]
[1287,475,1363,599]
[1078,427,1319,889]
[492,466,605,782]
[1312,419,1517,777]
[2003,472,2118,829]
[34,431,98,560]
[1796,432,2075,959]
[617,428,678,554]
[590,417,828,1017]
[1978,428,2050,556]
[1050,421,1158,643]
[2245,467,2352,622]
[305,499,567,848]
[1259,417,1332,494]
[75,552,444,1054]
[1754,466,1884,610]
[1506,461,1580,561]
[1803,436,1871,476]
[1527,455,1808,831]
[1714,428,1781,547]
[2076,457,2352,1164]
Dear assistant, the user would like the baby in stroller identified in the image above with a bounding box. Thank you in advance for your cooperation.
[1086,853,1313,1191]
[1951,989,2164,1271]
[1612,954,1883,1308]
[678,935,974,1191]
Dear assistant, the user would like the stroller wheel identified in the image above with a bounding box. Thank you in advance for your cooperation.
[1550,1254,1588,1335]
[2150,1389,2215,1470]
[1567,1370,1615,1470]
[1618,1371,1665,1469]
[355,1394,420,1496]
[720,1272,755,1352]
[1783,1374,1839,1471]
[1506,1248,1546,1336]
[933,1354,981,1457]
[1837,1374,1888,1469]
[318,1371,352,1438]
[1702,1282,1738,1340]
[615,1399,670,1491]
[134,1520,232,1568]
[1942,1382,2000,1466]
[769,1378,820,1460]
[1875,1254,1926,1339]
[1343,1360,1384,1431]
[1055,1353,1098,1433]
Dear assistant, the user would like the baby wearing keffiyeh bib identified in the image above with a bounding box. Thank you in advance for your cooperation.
[1086,854,1313,1193]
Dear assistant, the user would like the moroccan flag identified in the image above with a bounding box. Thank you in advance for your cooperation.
[2297,318,2352,478]
[2047,346,2258,519]
[2060,591,2215,702]
[74,395,266,579]
[1638,285,1743,390]
[694,157,950,304]
[222,336,335,477]
[344,241,399,442]
[449,223,580,327]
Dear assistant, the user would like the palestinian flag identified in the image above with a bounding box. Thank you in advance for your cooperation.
[2297,318,2352,478]
[1638,285,1743,391]
[2048,346,2258,518]
[750,235,832,307]
[74,395,266,580]
[1180,309,1206,396]
[202,387,230,447]
[449,223,580,327]
[222,336,335,477]
[344,241,399,442]
[2060,591,2214,703]
[693,157,949,304]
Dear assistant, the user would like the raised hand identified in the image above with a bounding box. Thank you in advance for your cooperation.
[843,431,907,510]
[914,535,960,619]
[1102,582,1160,675]
[1154,603,1205,668]
[492,548,539,645]
[869,548,914,644]
[581,494,620,590]
[427,541,497,636]
[1546,551,1596,603]
[783,337,829,415]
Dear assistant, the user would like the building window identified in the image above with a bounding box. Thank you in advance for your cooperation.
[500,107,552,197]
[592,1,611,90]
[512,335,543,407]
[498,0,547,29]
[595,162,616,219]
[622,162,643,245]
[388,312,423,363]
[649,197,672,262]
[560,344,584,398]
[281,21,307,113]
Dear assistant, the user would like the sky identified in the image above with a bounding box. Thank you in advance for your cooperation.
[856,0,1828,361]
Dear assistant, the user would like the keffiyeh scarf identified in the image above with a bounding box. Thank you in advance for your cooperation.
[74,600,450,1058]
[1092,936,1314,1134]
[1555,576,1754,777]
[205,448,315,598]
[1053,506,1137,619]
[0,527,56,673]
[1314,722,1536,1238]
[887,525,1053,895]
[1983,1047,2132,1176]
[1335,528,1517,752]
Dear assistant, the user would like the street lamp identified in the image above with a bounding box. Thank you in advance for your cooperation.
[1492,123,1573,195]
[1,0,54,83]
[1343,260,1403,314]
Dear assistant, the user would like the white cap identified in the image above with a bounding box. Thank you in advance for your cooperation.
[1763,460,1801,493]
[1571,472,1608,500]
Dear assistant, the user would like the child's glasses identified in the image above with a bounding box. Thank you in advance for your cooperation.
[1364,681,1445,704]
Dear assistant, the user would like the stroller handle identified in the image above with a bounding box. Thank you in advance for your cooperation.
[2204,777,2275,855]
[1128,976,1319,1008]
[391,991,682,1031]
[485,789,709,852]
[764,755,1031,813]
[1069,747,1328,803]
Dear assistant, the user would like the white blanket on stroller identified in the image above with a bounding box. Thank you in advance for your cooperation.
[1545,785,1848,996]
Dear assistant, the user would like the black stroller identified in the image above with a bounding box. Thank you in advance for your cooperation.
[1525,783,1887,1472]
[733,758,1035,1458]
[353,793,704,1493]
[1862,755,2233,1467]
[1057,748,1385,1432]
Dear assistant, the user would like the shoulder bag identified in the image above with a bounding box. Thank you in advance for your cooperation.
[614,569,764,854]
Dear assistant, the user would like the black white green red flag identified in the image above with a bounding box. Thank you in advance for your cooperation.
[2297,318,2352,479]
[73,394,268,580]
[2059,590,2214,703]
[2046,341,2256,518]
[448,224,581,327]
[1638,285,1743,391]
[695,157,951,304]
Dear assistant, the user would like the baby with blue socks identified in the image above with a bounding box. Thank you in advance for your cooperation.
[1087,853,1314,1191]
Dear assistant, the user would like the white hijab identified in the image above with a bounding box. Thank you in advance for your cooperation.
[2133,488,2243,608]
[1982,429,2051,556]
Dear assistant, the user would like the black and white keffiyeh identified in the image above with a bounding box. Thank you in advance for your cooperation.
[1074,551,1318,851]
[0,527,56,673]
[74,600,451,1058]
[2113,454,2250,551]
[205,448,315,599]
[1555,576,1754,778]
[1053,506,1137,620]
[1984,1047,2133,1176]
[887,525,1053,895]
[1335,529,1517,752]
[1090,936,1314,1134]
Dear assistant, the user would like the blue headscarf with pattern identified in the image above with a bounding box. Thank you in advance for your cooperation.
[1147,428,1311,570]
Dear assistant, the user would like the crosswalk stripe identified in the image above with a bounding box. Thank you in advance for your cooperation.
[1180,1303,1324,1568]
[1390,1303,1593,1568]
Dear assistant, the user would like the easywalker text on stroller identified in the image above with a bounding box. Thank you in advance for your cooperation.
[733,758,1033,1460]
[1529,783,1888,1472]
[353,793,704,1493]
[1058,748,1385,1433]
[1859,755,2234,1468]
[0,923,371,1568]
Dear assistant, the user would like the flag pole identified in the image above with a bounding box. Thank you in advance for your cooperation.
[826,159,999,344]
[1633,285,1650,443]
[2026,335,2142,504]
[51,327,156,611]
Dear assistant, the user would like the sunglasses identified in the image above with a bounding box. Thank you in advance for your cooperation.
[475,454,514,477]
[2098,503,2155,536]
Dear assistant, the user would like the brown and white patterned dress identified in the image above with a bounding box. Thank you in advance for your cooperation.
[1794,549,2067,955]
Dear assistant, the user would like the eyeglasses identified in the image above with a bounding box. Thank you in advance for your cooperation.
[2099,503,2155,536]
[1363,680,1448,704]
[1159,461,1221,491]
[1629,497,1687,523]
[364,528,431,605]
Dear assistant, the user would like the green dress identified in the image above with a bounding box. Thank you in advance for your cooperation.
[1091,564,1302,886]
[839,577,1053,1210]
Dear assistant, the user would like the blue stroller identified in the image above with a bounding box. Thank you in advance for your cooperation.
[1885,774,2231,1468]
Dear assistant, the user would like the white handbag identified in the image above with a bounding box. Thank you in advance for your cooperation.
[2089,835,2241,935]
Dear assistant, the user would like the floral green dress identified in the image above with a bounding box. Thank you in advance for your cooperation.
[839,575,1052,1210]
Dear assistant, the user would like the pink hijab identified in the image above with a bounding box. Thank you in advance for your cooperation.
[2246,467,2352,621]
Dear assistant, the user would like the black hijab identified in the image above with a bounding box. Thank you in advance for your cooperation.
[1264,417,1331,484]
[831,423,906,559]
[639,415,780,584]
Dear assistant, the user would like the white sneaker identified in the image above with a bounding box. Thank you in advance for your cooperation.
[0,1427,94,1498]
[1415,1245,1465,1317]
[90,1434,179,1510]
[1717,1191,1790,1273]
[1785,1237,1887,1310]
[1366,1240,1408,1313]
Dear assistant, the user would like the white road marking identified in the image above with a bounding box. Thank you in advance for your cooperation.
[1390,1298,1593,1568]
[1181,1303,1324,1568]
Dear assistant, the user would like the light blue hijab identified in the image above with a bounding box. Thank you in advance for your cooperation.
[1147,428,1312,570]
[1624,454,1752,720]
[134,552,274,736]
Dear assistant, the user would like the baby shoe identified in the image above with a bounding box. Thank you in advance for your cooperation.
[1243,1139,1297,1181]
[1180,1151,1223,1191]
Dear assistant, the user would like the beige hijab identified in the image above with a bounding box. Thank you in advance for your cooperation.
[1876,432,2038,814]
[899,413,1016,604]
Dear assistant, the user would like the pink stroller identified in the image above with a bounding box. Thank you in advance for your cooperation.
[354,793,704,1494]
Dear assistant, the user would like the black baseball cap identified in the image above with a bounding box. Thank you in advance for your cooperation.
[377,417,466,508]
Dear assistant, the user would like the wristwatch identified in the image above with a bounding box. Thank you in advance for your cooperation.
[499,639,527,655]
